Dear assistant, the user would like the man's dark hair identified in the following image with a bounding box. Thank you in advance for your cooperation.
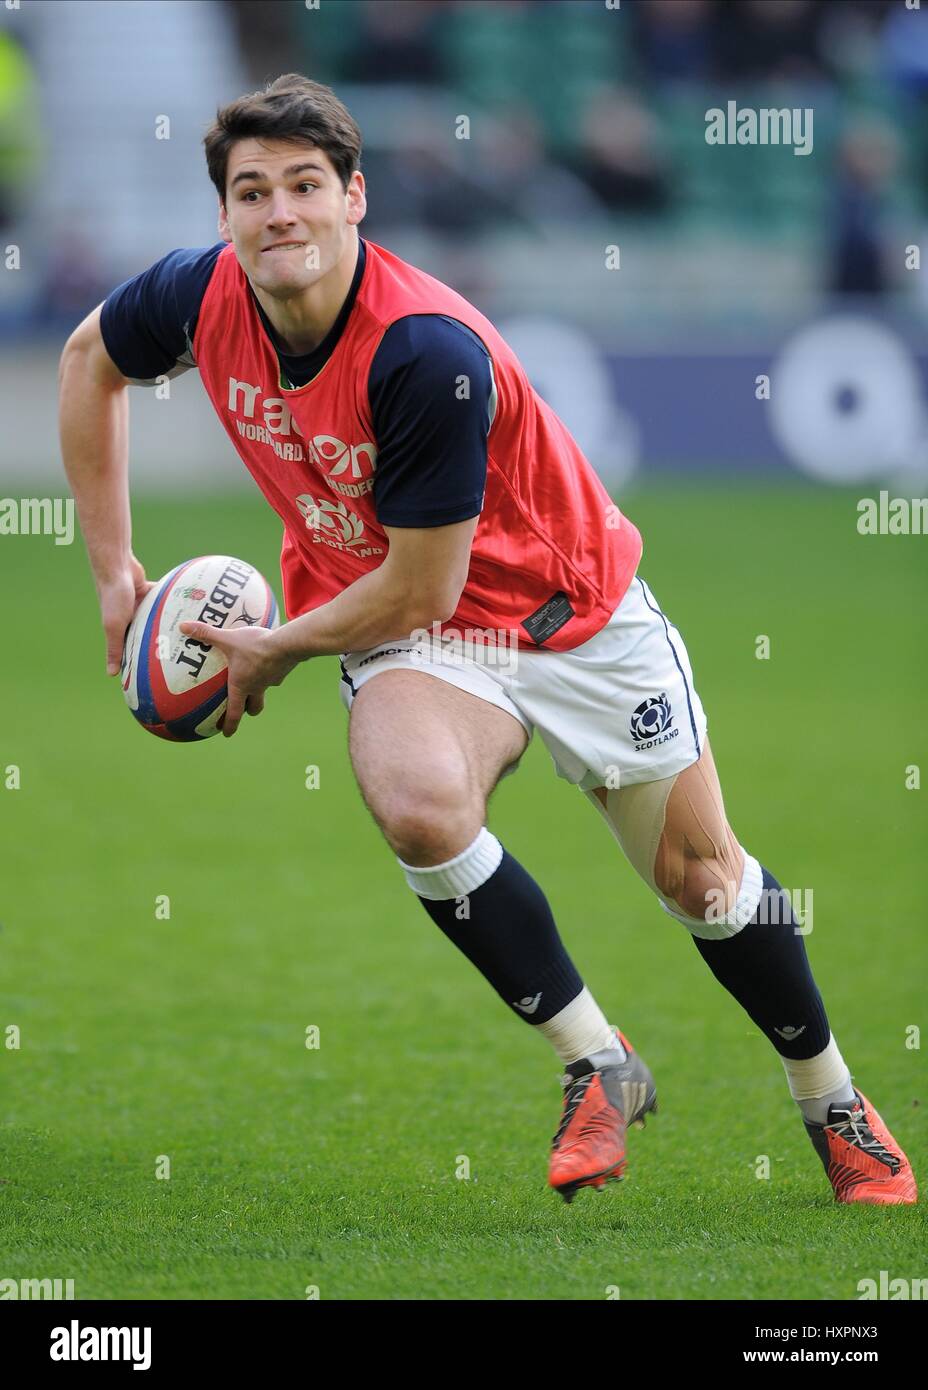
[203,73,362,202]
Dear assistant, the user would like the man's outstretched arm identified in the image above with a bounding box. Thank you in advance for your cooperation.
[58,303,156,675]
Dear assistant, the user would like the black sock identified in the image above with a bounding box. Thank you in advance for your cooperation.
[691,865,830,1059]
[414,848,584,1024]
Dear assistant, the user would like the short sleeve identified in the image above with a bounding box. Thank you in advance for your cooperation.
[368,315,495,528]
[99,242,224,386]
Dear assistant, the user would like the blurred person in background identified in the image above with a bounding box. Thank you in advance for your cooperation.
[224,0,302,87]
[565,85,672,216]
[829,117,901,296]
[631,0,717,84]
[345,0,448,87]
[713,0,831,82]
[38,211,112,333]
[0,29,42,235]
[367,102,604,237]
[454,102,605,231]
[881,0,928,95]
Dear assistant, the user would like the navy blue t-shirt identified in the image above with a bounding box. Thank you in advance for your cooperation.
[99,237,494,528]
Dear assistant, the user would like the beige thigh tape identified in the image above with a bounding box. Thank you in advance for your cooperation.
[584,778,675,897]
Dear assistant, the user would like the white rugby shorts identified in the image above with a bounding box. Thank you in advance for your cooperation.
[337,574,708,789]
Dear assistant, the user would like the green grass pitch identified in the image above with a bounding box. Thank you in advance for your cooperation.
[1,478,925,1300]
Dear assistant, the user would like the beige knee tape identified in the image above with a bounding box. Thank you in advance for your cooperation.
[656,751,744,915]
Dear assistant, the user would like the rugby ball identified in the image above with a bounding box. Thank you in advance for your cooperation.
[121,555,279,741]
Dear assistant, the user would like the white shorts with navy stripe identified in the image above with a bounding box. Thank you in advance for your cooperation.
[337,573,708,790]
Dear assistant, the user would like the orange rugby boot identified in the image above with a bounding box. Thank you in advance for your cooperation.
[549,1029,657,1204]
[803,1089,917,1205]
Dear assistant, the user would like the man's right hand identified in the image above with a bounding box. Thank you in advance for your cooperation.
[99,555,157,676]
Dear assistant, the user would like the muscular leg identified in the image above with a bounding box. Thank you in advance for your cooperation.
[348,669,621,1062]
[585,738,856,1120]
[349,669,527,865]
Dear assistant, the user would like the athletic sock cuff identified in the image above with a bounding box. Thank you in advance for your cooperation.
[398,826,504,900]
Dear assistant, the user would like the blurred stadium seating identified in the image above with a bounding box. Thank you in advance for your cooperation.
[2,0,927,485]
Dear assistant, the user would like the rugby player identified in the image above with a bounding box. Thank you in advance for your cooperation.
[59,75,915,1205]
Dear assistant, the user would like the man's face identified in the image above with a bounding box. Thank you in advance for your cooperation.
[218,138,365,295]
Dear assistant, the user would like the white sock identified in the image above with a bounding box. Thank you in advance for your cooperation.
[659,851,764,940]
[397,825,502,899]
[535,987,626,1066]
[779,1034,856,1124]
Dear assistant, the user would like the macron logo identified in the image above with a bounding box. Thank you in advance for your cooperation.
[513,993,542,1016]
